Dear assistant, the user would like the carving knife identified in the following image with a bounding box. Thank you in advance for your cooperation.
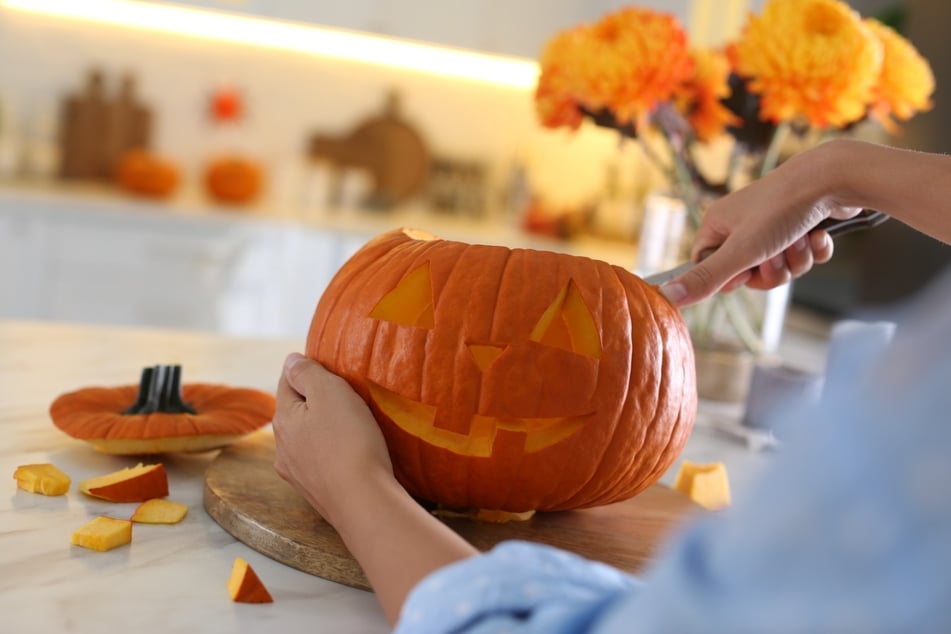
[643,209,890,287]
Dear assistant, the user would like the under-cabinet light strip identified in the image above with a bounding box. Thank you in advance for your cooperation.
[0,0,540,89]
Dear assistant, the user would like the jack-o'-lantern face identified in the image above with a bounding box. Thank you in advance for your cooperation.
[367,262,600,457]
[307,229,696,512]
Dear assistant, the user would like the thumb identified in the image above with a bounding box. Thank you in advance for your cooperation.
[283,353,328,399]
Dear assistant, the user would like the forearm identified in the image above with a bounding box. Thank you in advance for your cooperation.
[818,139,951,244]
[329,469,479,626]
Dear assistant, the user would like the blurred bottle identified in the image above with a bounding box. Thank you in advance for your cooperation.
[21,102,62,180]
[0,95,23,179]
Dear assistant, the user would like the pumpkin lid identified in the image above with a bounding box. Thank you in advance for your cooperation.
[49,365,275,455]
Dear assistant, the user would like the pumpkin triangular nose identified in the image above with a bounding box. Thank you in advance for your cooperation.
[467,344,506,371]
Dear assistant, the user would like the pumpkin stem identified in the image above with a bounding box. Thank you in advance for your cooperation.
[123,365,197,415]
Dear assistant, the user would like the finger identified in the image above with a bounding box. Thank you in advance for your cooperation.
[783,236,814,279]
[283,353,333,401]
[810,230,834,264]
[275,373,305,426]
[660,245,760,307]
[749,255,792,290]
[720,270,753,293]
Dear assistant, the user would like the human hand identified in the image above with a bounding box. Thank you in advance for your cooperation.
[273,354,478,626]
[272,353,393,526]
[660,144,861,307]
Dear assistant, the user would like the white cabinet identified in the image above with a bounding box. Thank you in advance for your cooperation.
[0,208,52,320]
[0,186,636,339]
[0,189,354,339]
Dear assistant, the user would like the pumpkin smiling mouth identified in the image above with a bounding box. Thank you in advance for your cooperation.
[368,381,588,457]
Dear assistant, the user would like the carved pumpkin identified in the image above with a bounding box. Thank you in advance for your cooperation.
[116,149,180,198]
[50,365,275,454]
[307,228,696,513]
[204,156,263,205]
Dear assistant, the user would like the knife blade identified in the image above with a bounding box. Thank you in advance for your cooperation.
[642,209,890,286]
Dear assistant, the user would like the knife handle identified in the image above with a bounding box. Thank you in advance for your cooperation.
[814,209,890,238]
[694,209,889,262]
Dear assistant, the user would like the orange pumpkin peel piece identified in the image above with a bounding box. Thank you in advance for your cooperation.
[227,557,273,603]
[49,365,275,455]
[79,463,169,502]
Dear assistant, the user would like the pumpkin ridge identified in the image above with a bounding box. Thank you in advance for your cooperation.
[327,244,397,368]
[467,243,513,510]
[380,236,447,503]
[418,239,478,504]
[309,230,407,361]
[596,273,671,504]
[529,254,586,509]
[607,277,693,502]
[557,262,634,509]
[484,248,543,510]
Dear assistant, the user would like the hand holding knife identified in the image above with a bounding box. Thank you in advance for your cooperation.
[644,209,890,288]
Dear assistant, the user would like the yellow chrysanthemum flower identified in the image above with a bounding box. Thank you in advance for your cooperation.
[728,0,883,129]
[865,19,934,133]
[675,49,742,143]
[535,8,694,130]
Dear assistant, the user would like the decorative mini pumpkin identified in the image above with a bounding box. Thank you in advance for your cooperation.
[307,228,697,513]
[50,365,275,454]
[204,156,263,205]
[116,149,180,198]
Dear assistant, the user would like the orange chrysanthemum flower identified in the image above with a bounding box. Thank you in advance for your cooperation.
[864,19,935,134]
[675,49,742,143]
[728,0,883,129]
[535,8,694,130]
[535,30,589,130]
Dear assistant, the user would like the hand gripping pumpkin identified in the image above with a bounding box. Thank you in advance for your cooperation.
[307,228,696,513]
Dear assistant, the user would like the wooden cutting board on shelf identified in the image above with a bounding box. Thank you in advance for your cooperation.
[203,432,702,591]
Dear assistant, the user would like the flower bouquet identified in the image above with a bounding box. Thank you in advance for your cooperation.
[534,0,934,400]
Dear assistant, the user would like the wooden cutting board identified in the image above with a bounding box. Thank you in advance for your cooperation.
[203,432,702,591]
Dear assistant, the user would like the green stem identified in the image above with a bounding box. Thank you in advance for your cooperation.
[635,134,677,185]
[659,133,704,229]
[719,293,764,354]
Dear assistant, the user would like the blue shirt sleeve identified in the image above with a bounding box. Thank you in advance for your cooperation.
[396,540,641,634]
[396,272,951,634]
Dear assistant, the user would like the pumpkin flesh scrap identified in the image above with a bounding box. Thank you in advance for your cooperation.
[71,516,133,552]
[14,463,71,496]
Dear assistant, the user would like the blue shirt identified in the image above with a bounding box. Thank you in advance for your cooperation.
[396,270,951,634]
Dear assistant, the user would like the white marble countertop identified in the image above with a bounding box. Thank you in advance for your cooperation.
[0,318,820,633]
[1,320,388,634]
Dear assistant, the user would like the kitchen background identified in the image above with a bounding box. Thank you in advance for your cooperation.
[0,0,947,340]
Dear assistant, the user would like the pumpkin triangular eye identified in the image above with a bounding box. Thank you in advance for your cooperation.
[369,263,435,328]
[529,280,601,358]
